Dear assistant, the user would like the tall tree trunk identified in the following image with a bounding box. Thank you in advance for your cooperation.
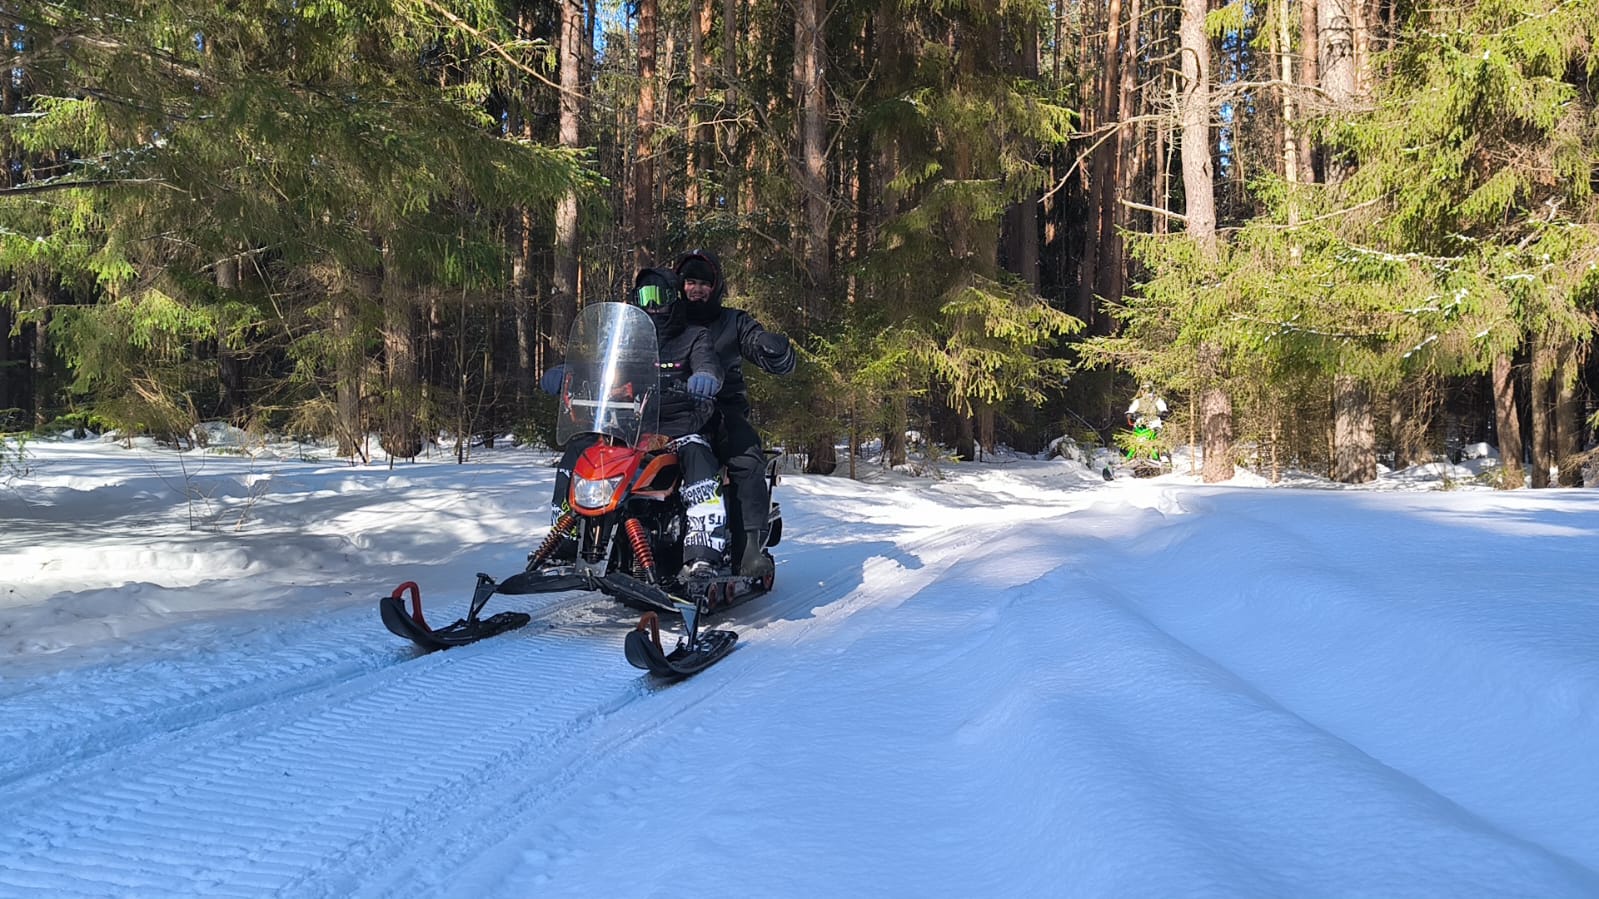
[552,0,583,358]
[1298,0,1320,184]
[1318,0,1375,482]
[721,0,740,216]
[1108,0,1142,300]
[1094,0,1126,256]
[1491,353,1525,488]
[738,2,762,263]
[333,290,363,460]
[794,0,829,289]
[1318,0,1357,183]
[511,8,538,399]
[1555,338,1583,486]
[954,406,975,462]
[1153,79,1169,236]
[1077,0,1123,328]
[1179,0,1217,255]
[380,242,422,461]
[1003,14,1041,291]
[978,404,996,458]
[1277,0,1300,191]
[795,0,835,473]
[215,254,245,418]
[631,0,659,267]
[1180,0,1231,482]
[1042,0,1068,259]
[1332,374,1377,481]
[1390,374,1436,470]
[1530,336,1554,488]
[513,211,537,400]
[0,55,12,416]
[0,300,13,414]
[886,388,908,468]
[687,0,712,218]
[30,310,48,429]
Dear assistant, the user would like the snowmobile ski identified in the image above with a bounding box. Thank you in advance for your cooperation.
[379,579,531,652]
[624,610,737,678]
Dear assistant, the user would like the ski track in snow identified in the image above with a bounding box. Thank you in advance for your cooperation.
[0,510,1001,898]
[421,493,1599,898]
[0,597,633,896]
[3,456,1599,897]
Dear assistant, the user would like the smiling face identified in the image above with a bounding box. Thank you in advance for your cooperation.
[683,277,715,304]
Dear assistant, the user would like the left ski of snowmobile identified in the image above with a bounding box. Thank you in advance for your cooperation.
[378,580,535,651]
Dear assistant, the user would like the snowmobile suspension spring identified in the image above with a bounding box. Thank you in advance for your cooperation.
[624,518,657,577]
[528,511,578,568]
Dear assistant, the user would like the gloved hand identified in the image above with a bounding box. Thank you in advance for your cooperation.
[539,364,566,396]
[687,371,722,398]
[754,331,790,359]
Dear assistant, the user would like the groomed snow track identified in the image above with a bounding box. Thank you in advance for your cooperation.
[0,538,898,899]
[1,595,701,895]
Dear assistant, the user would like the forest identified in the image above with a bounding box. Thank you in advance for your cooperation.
[1,0,1595,485]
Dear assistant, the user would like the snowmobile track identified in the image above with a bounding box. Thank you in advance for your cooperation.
[0,609,675,895]
[0,521,1007,896]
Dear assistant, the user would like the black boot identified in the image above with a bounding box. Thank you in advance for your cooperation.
[738,529,773,578]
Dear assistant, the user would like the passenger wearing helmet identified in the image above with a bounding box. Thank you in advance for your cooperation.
[673,249,795,579]
[541,268,729,577]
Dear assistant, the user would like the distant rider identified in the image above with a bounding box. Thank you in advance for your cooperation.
[1126,385,1168,433]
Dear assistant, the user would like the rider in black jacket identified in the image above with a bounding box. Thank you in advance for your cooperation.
[673,249,796,578]
[545,268,729,576]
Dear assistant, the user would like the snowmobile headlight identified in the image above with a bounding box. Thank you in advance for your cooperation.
[572,474,624,510]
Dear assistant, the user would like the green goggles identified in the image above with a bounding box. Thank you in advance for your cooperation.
[636,284,670,308]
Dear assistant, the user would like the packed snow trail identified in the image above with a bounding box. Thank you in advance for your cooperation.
[440,487,1599,898]
[3,444,1599,897]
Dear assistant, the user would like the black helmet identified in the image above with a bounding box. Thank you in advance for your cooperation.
[632,266,686,336]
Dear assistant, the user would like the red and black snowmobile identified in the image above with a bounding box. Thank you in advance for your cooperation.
[379,302,781,678]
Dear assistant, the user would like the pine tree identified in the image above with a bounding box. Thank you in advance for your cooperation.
[1333,0,1599,486]
[0,0,595,445]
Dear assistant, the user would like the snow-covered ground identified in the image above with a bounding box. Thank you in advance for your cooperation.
[2,435,1597,897]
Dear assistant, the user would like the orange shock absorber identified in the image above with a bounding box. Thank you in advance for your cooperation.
[527,511,578,568]
[624,518,658,581]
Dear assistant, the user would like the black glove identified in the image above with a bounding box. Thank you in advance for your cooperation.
[539,364,566,396]
[754,331,790,360]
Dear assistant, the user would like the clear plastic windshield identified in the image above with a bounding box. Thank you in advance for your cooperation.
[555,302,661,446]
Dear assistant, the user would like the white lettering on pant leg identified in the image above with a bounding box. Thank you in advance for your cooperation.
[683,480,727,555]
[680,475,719,506]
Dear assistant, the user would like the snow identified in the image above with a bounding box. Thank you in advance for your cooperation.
[3,435,1598,897]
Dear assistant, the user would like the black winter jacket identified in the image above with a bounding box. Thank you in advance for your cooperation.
[699,307,796,418]
[654,323,723,437]
[674,249,797,417]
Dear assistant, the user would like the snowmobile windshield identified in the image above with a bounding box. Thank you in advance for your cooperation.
[556,302,662,446]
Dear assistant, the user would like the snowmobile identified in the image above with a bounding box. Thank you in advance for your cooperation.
[379,302,781,678]
[1100,422,1168,480]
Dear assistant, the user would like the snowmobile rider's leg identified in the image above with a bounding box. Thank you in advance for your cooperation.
[677,436,728,578]
[716,411,775,578]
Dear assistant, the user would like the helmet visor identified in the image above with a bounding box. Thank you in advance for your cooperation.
[636,284,668,309]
